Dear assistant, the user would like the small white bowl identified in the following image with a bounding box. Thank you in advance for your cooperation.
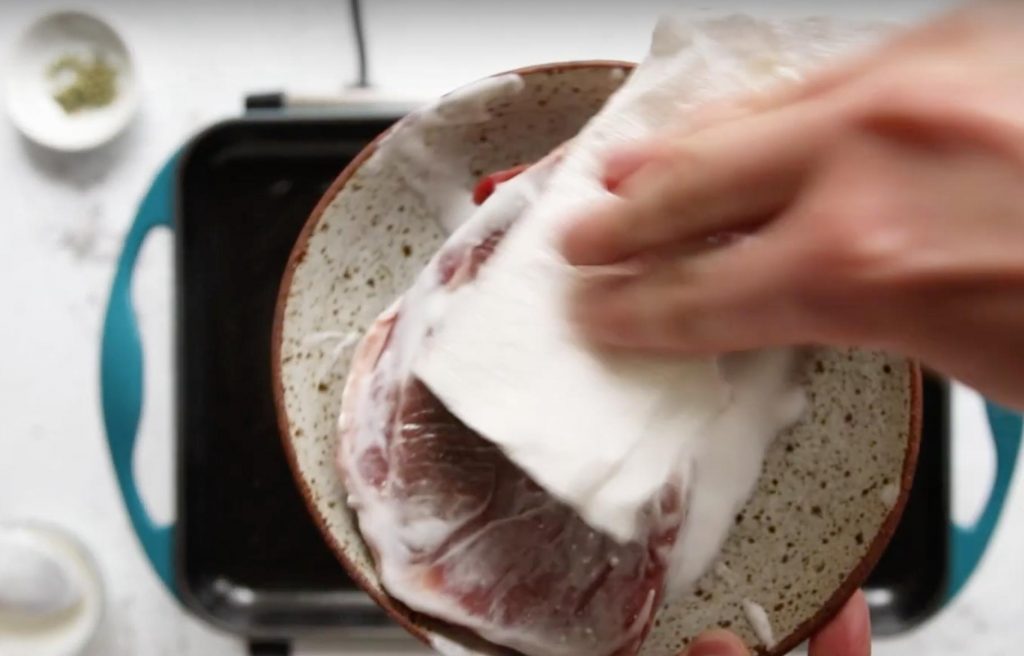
[0,520,105,656]
[5,10,138,152]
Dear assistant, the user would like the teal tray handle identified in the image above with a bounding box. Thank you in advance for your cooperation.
[100,153,179,593]
[947,400,1022,601]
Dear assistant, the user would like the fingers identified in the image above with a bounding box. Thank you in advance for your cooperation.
[602,141,678,193]
[683,629,750,656]
[589,4,962,239]
[809,591,872,656]
[599,46,879,195]
[561,98,835,267]
[602,98,770,191]
[679,591,870,656]
[571,236,816,354]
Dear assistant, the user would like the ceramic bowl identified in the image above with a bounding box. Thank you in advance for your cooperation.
[0,520,105,656]
[5,11,138,152]
[272,61,920,656]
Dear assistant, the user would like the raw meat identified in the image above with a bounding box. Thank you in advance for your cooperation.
[338,163,685,656]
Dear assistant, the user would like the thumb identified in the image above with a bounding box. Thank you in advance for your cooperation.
[683,630,751,656]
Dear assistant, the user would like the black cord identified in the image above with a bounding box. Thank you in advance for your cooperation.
[349,0,370,88]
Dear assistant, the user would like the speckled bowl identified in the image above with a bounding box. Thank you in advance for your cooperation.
[272,61,921,656]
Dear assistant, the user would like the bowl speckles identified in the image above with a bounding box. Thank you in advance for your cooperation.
[272,62,920,656]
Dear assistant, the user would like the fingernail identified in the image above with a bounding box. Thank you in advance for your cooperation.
[602,149,648,193]
[603,172,624,194]
[559,214,604,265]
[683,630,751,656]
[685,640,741,656]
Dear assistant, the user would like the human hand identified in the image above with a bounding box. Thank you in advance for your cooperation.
[683,591,870,656]
[561,2,1024,409]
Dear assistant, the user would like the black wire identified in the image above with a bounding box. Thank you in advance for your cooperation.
[349,0,370,88]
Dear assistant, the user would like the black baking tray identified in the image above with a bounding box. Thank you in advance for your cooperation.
[175,114,403,641]
[171,114,949,642]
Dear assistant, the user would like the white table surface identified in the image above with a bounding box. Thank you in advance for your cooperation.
[2,1,1020,654]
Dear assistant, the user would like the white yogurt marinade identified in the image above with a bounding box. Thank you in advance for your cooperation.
[362,72,527,235]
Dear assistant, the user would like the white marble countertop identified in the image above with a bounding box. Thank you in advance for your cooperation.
[2,1,1020,654]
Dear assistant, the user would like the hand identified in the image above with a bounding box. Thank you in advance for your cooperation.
[683,591,870,656]
[561,3,1024,409]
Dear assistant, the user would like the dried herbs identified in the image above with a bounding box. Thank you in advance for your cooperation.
[48,53,118,113]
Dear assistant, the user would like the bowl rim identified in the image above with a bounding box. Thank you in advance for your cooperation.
[270,58,923,655]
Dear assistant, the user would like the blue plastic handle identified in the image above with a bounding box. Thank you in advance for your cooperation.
[100,153,180,593]
[947,400,1022,601]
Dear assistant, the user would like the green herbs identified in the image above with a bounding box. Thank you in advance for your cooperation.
[48,53,118,114]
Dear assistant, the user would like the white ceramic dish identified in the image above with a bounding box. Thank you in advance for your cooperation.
[0,520,105,656]
[272,61,921,656]
[5,11,138,152]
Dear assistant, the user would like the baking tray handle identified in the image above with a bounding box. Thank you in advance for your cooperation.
[100,153,179,594]
[948,400,1022,600]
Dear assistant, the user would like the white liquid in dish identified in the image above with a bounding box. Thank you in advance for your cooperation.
[363,73,527,235]
[879,482,900,509]
[431,634,484,656]
[0,524,103,656]
[742,598,776,648]
[0,531,81,621]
